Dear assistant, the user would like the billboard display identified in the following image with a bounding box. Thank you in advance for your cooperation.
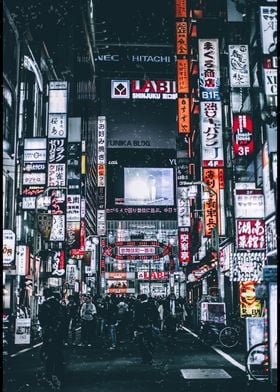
[106,149,176,220]
[124,167,174,206]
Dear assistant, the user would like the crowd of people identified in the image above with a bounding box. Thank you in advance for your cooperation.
[37,289,195,384]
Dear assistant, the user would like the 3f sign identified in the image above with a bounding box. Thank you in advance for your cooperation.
[238,146,250,156]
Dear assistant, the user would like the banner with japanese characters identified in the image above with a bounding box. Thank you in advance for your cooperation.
[200,101,224,164]
[228,45,250,87]
[236,219,265,250]
[230,252,265,282]
[178,228,191,265]
[232,113,254,157]
[199,39,221,101]
[259,6,277,55]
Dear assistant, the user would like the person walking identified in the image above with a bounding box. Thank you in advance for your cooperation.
[163,293,183,338]
[79,295,97,347]
[104,294,119,350]
[117,299,129,343]
[133,294,159,364]
[38,289,65,386]
[64,295,79,345]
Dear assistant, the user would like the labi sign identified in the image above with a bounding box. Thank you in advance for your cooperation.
[111,80,177,100]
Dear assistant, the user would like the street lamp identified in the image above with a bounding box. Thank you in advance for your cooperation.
[189,181,224,302]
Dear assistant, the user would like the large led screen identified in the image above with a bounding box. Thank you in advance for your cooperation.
[124,168,174,206]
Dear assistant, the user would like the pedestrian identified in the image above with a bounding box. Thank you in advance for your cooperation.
[95,296,106,339]
[163,293,183,337]
[64,295,79,345]
[133,294,159,364]
[79,295,97,347]
[117,299,129,343]
[104,294,119,350]
[38,289,65,385]
[157,299,165,331]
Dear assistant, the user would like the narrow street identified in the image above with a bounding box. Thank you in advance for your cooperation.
[3,327,275,392]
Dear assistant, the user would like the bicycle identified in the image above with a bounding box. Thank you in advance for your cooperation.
[197,320,240,349]
[245,341,269,382]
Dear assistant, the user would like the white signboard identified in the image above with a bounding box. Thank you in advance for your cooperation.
[3,230,16,265]
[97,209,106,236]
[97,116,107,165]
[66,195,81,221]
[259,6,277,55]
[49,215,65,241]
[16,245,29,276]
[200,101,224,161]
[228,45,250,87]
[48,88,67,113]
[14,318,31,345]
[48,164,66,187]
[263,68,277,96]
[119,247,156,255]
[66,264,77,288]
[234,189,264,218]
[199,39,220,101]
[48,113,67,138]
[24,150,47,163]
[23,172,46,186]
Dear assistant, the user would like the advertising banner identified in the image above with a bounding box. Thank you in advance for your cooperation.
[178,228,191,264]
[22,172,46,186]
[67,142,81,194]
[200,101,224,163]
[66,195,81,221]
[48,113,67,138]
[230,252,265,282]
[66,221,81,248]
[111,80,177,100]
[66,263,77,288]
[176,21,188,55]
[199,39,220,101]
[239,281,262,317]
[16,245,30,276]
[175,0,187,17]
[246,317,265,350]
[137,271,167,280]
[228,45,250,87]
[232,113,254,157]
[48,85,68,113]
[234,188,264,218]
[49,215,65,241]
[262,142,276,218]
[269,283,277,377]
[202,167,225,236]
[14,318,31,345]
[236,219,265,250]
[48,139,66,163]
[200,302,226,324]
[259,6,277,55]
[3,230,15,266]
[47,163,66,187]
[265,216,277,257]
[177,59,189,93]
[263,68,277,96]
[178,97,190,133]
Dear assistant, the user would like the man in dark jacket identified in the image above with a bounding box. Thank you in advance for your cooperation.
[38,288,65,382]
[163,293,183,337]
[134,294,160,364]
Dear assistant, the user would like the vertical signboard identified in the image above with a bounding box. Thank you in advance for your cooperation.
[199,39,221,101]
[232,113,254,157]
[259,6,277,55]
[176,0,190,134]
[46,81,68,241]
[202,167,225,237]
[97,116,107,236]
[228,45,250,87]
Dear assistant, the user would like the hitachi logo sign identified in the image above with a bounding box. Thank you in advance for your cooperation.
[131,80,176,93]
